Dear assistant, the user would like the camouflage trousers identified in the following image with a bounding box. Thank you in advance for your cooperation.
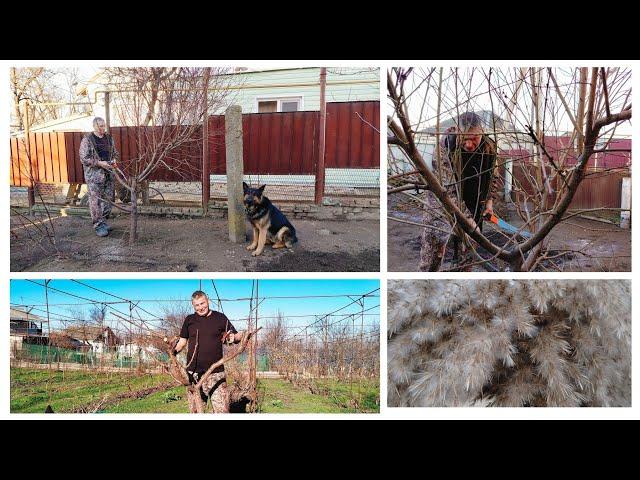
[86,170,115,229]
[419,192,453,271]
[419,191,479,272]
[187,371,229,413]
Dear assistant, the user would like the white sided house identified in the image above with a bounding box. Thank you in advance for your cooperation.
[63,325,121,354]
[116,341,163,362]
[10,308,47,356]
[215,67,380,114]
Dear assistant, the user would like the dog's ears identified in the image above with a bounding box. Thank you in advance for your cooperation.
[242,182,265,196]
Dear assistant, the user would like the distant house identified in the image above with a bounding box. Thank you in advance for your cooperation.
[417,110,514,139]
[117,334,165,362]
[10,308,45,336]
[49,332,92,351]
[62,325,121,354]
[10,308,48,355]
[15,113,93,135]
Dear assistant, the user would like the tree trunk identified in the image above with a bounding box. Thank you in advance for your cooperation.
[141,180,150,206]
[129,180,138,246]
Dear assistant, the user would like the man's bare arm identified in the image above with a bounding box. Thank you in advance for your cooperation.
[228,331,244,344]
[174,337,188,354]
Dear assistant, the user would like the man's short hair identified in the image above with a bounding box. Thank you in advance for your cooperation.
[93,117,106,127]
[457,112,483,132]
[191,290,208,300]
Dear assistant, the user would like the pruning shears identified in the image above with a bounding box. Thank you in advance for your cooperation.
[483,213,532,239]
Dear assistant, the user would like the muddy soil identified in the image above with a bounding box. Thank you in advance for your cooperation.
[11,214,380,273]
[388,197,631,272]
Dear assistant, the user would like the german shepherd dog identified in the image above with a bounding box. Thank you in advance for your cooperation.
[243,182,298,256]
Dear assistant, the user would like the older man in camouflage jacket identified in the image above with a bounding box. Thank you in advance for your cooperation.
[79,117,119,237]
[419,111,500,271]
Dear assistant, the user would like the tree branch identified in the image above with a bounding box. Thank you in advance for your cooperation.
[194,328,261,391]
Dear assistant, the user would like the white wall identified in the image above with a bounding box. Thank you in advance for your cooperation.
[215,67,379,114]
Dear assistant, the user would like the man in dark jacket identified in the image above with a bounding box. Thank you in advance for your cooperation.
[419,111,500,271]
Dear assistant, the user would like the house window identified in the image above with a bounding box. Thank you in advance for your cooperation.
[258,101,277,113]
[280,100,299,112]
[257,97,302,113]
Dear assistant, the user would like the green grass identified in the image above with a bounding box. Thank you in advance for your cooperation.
[10,368,176,413]
[10,368,380,414]
[257,378,380,413]
[104,386,189,413]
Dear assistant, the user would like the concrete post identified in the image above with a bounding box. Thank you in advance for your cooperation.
[201,68,211,214]
[104,91,111,132]
[23,99,36,208]
[620,175,631,229]
[202,109,210,214]
[225,105,245,243]
[314,67,327,204]
[504,157,513,202]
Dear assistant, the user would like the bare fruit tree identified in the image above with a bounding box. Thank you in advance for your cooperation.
[388,67,632,271]
[163,328,261,414]
[10,67,89,132]
[159,301,192,338]
[102,67,234,245]
[10,67,62,132]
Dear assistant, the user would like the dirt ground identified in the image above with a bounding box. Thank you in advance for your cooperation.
[10,214,380,272]
[388,199,631,272]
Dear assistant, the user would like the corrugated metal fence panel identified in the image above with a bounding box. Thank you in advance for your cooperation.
[149,126,203,181]
[325,101,380,169]
[9,137,31,187]
[594,139,631,169]
[244,111,319,174]
[65,132,84,183]
[103,126,203,182]
[209,111,320,175]
[300,111,319,173]
[208,114,226,174]
[542,136,632,169]
[56,132,71,183]
[509,159,625,210]
[10,134,70,186]
[569,170,624,209]
[542,136,579,168]
[9,101,381,186]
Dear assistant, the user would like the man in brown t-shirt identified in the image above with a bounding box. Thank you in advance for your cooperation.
[173,290,245,413]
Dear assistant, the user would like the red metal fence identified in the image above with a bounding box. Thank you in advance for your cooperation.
[541,136,631,169]
[507,157,628,210]
[209,111,319,175]
[209,101,380,174]
[10,132,78,187]
[10,101,380,186]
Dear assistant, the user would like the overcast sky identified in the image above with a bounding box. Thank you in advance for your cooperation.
[393,67,632,138]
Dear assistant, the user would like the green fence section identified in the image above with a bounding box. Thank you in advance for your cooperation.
[18,344,96,365]
[15,344,169,368]
[15,343,271,371]
[235,353,270,371]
